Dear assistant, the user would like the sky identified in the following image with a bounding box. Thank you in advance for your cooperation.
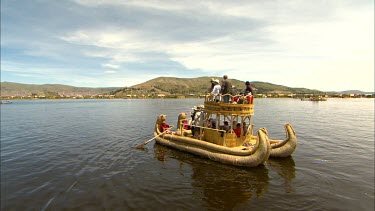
[1,0,374,92]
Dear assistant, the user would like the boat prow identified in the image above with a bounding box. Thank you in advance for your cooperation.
[269,124,297,158]
[257,127,271,163]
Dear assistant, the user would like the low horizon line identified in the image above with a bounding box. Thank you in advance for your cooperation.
[1,80,373,93]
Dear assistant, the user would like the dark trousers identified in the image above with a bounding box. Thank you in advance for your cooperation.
[223,95,230,103]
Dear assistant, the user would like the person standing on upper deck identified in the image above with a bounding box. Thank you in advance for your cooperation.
[211,79,221,102]
[245,81,254,95]
[221,75,232,103]
[244,81,254,104]
[209,78,215,92]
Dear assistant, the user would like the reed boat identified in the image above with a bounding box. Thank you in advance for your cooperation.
[153,94,297,167]
[0,100,12,104]
[301,97,327,101]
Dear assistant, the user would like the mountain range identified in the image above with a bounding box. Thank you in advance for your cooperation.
[113,77,323,96]
[0,82,119,96]
[0,77,371,97]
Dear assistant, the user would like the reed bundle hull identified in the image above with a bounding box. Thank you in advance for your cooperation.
[154,128,271,167]
[269,124,297,158]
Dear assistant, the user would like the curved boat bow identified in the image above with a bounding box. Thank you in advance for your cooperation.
[269,124,297,158]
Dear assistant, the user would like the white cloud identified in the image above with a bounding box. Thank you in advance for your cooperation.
[102,63,119,69]
[2,0,374,91]
[60,29,165,64]
[73,0,195,11]
[104,70,117,74]
[14,73,35,77]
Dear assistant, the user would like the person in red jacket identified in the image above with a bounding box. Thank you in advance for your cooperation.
[233,123,242,137]
[161,121,172,134]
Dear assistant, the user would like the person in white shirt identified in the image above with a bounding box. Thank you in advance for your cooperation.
[211,79,221,102]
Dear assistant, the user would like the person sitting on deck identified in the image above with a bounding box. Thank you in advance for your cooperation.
[182,119,190,130]
[160,117,173,134]
[233,123,242,137]
[222,121,230,132]
[161,122,172,134]
[243,122,248,136]
[207,118,216,129]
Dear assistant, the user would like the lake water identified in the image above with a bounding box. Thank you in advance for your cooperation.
[1,98,374,210]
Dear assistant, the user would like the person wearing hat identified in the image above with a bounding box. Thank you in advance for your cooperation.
[244,81,254,95]
[191,107,204,139]
[221,75,232,103]
[211,79,221,102]
[209,78,215,92]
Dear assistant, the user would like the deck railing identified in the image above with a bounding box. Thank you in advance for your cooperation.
[205,93,254,104]
[204,94,254,115]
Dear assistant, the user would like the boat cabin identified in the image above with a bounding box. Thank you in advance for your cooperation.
[178,94,255,147]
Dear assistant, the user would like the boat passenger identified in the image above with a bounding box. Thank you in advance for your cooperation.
[191,107,204,139]
[244,81,254,95]
[245,95,253,104]
[243,81,254,104]
[211,79,221,102]
[243,122,248,136]
[161,121,172,134]
[182,119,190,130]
[209,78,215,92]
[233,123,242,137]
[207,118,216,129]
[190,107,198,134]
[221,75,232,103]
[233,92,245,104]
[222,121,230,132]
[235,93,245,104]
[191,105,203,120]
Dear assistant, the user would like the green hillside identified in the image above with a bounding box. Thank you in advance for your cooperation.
[1,77,324,97]
[113,76,323,96]
[0,82,120,96]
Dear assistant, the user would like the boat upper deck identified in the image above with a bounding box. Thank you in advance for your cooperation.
[204,94,254,116]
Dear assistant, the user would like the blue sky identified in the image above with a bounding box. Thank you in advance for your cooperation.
[1,0,374,91]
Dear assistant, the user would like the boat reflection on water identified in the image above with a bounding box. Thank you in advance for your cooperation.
[153,144,270,209]
[266,157,296,193]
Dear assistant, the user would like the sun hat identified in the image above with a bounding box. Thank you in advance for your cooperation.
[214,79,219,84]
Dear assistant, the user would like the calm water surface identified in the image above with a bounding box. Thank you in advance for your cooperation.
[1,98,374,210]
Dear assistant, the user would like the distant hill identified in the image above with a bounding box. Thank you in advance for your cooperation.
[328,90,374,95]
[4,77,362,98]
[0,82,120,96]
[112,76,324,96]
